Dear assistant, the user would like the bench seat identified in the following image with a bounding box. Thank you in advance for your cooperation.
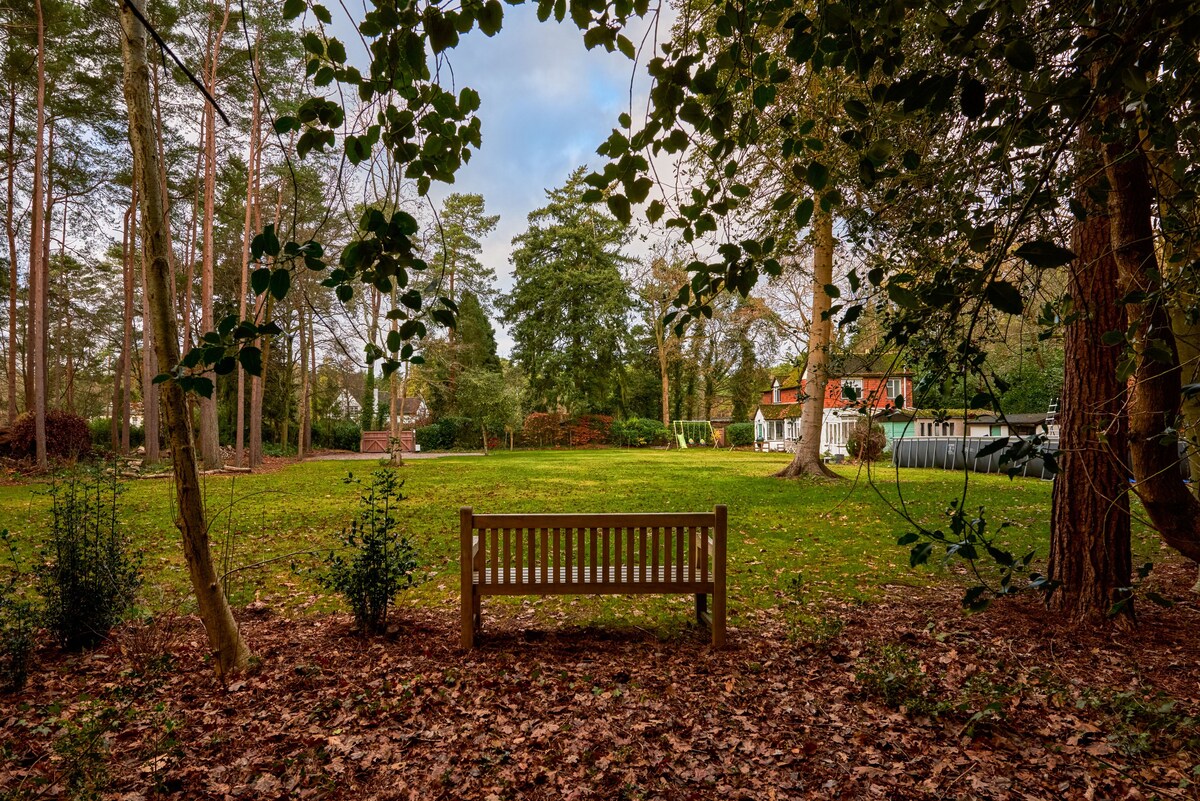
[460,506,727,647]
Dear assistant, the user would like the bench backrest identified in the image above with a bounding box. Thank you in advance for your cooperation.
[460,506,727,590]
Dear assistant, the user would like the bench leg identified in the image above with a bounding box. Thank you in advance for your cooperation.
[712,584,726,648]
[461,584,475,649]
[473,590,481,629]
[695,593,707,626]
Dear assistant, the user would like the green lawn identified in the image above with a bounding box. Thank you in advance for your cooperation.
[0,449,1161,632]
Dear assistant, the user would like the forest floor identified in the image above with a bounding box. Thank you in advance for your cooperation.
[2,562,1198,800]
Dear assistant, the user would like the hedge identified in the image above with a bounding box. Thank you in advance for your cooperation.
[726,422,755,447]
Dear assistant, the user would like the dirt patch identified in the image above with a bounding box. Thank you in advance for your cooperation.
[2,568,1198,800]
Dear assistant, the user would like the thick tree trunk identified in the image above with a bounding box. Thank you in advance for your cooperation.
[1048,130,1132,622]
[658,341,670,427]
[776,205,838,479]
[29,0,47,469]
[197,0,231,470]
[5,76,18,424]
[120,0,250,678]
[1104,132,1200,564]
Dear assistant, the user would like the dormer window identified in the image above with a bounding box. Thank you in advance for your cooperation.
[772,381,781,404]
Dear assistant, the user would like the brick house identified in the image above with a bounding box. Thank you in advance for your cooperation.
[752,354,913,456]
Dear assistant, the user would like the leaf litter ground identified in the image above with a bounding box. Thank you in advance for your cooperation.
[2,563,1198,800]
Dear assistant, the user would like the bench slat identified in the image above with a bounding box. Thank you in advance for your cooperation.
[460,506,727,649]
[471,512,716,528]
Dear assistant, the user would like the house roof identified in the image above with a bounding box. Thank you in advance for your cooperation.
[757,403,804,421]
[764,352,911,391]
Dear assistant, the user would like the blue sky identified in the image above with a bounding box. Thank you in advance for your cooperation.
[423,6,663,352]
[335,4,665,354]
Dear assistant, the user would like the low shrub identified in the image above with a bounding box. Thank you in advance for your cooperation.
[726,422,755,447]
[416,417,481,451]
[611,418,669,447]
[38,466,141,650]
[89,418,146,451]
[317,469,418,633]
[855,643,946,716]
[522,412,569,447]
[3,410,92,461]
[569,414,613,446]
[313,419,361,451]
[0,531,37,693]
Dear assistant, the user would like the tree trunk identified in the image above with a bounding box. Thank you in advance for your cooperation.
[776,204,838,479]
[198,0,231,470]
[249,186,279,468]
[140,231,160,463]
[1104,130,1200,564]
[181,111,204,354]
[122,192,135,454]
[234,75,259,467]
[120,0,251,678]
[5,75,18,424]
[1047,122,1132,622]
[29,0,47,469]
[297,302,309,459]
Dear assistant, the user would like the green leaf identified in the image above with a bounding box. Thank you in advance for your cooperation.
[896,532,919,546]
[235,347,261,378]
[843,98,869,121]
[1014,240,1074,268]
[606,194,631,222]
[251,268,271,295]
[805,161,828,190]
[823,283,840,299]
[985,280,1024,315]
[282,0,305,20]
[1004,39,1036,72]
[311,3,331,23]
[976,437,1010,458]
[478,0,503,36]
[269,268,291,300]
[794,197,814,229]
[960,76,986,118]
[887,283,919,309]
[336,284,354,303]
[646,199,665,224]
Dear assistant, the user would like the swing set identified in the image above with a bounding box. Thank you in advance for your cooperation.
[672,420,716,449]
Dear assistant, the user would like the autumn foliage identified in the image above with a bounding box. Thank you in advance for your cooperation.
[0,411,92,462]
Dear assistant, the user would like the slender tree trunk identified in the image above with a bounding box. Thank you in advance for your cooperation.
[4,76,18,424]
[120,0,250,677]
[29,0,47,468]
[61,201,73,413]
[122,192,135,453]
[181,112,204,353]
[249,185,279,468]
[140,232,160,462]
[198,0,231,469]
[776,204,838,479]
[234,78,259,467]
[297,302,308,458]
[1048,119,1132,622]
[307,311,315,454]
[657,320,670,427]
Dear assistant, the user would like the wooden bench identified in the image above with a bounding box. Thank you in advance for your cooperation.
[460,506,727,648]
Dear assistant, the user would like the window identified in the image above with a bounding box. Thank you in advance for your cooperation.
[772,383,781,403]
[990,425,1003,436]
[885,377,905,407]
[841,378,863,401]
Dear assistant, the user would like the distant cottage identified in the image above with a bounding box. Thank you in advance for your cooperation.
[753,354,912,457]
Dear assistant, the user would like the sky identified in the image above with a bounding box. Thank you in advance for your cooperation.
[337,4,670,355]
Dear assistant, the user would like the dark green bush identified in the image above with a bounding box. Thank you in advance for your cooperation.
[726,422,755,447]
[313,420,362,451]
[415,417,479,451]
[38,467,141,650]
[611,418,669,447]
[0,531,37,693]
[317,469,418,633]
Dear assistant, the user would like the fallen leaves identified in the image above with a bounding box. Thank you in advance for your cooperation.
[1,566,1198,800]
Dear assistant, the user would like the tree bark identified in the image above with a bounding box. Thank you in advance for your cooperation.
[235,73,259,467]
[1048,123,1132,622]
[776,204,838,479]
[140,229,160,462]
[297,300,309,459]
[5,74,18,424]
[29,0,47,469]
[122,191,135,454]
[120,0,251,678]
[1104,130,1200,564]
[198,0,231,470]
